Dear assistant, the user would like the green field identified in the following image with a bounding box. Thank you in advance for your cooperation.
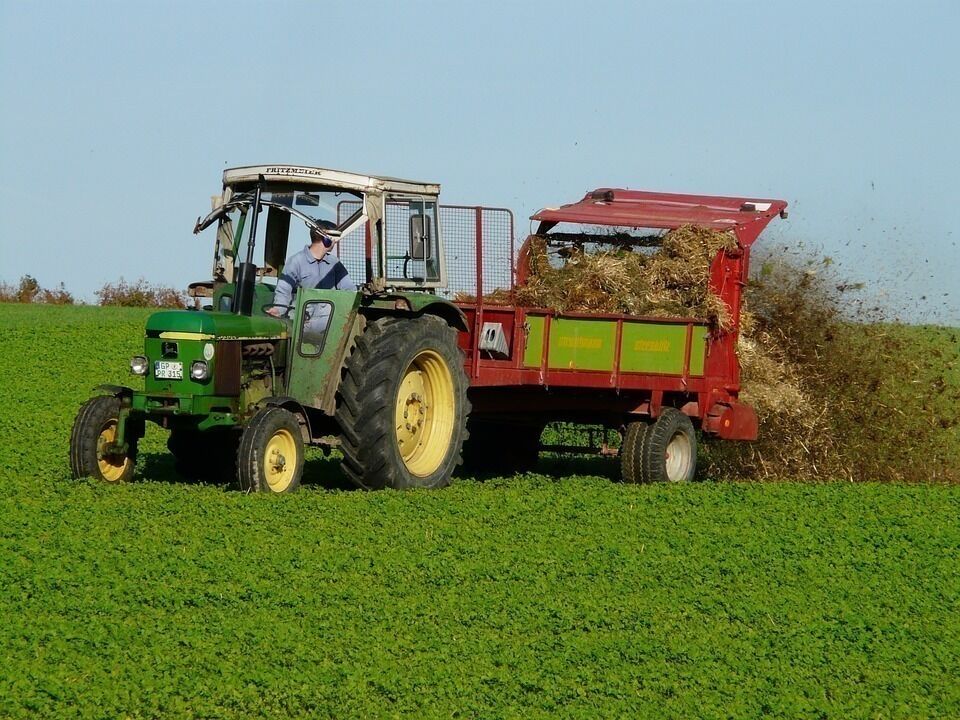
[1,304,958,718]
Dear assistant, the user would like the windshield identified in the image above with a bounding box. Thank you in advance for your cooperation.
[201,187,364,285]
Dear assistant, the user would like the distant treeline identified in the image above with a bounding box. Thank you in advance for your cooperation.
[0,275,186,308]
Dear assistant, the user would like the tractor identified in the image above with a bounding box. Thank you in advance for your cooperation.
[71,165,472,492]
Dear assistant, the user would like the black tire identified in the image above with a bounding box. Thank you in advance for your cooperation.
[461,419,542,474]
[168,428,239,483]
[619,420,650,484]
[642,408,697,482]
[236,407,304,493]
[336,315,470,490]
[69,396,139,483]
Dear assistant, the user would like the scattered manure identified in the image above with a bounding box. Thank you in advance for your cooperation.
[703,249,960,482]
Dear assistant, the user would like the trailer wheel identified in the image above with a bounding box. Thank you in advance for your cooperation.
[619,420,650,484]
[69,396,138,483]
[336,315,470,490]
[643,408,697,482]
[236,407,304,493]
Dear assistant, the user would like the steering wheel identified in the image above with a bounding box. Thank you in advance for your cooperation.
[261,303,294,318]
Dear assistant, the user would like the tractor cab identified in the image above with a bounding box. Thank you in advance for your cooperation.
[194,165,448,315]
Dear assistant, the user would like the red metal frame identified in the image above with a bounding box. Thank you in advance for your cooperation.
[455,189,787,439]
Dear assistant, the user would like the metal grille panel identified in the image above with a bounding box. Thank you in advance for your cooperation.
[438,206,514,300]
[336,202,515,299]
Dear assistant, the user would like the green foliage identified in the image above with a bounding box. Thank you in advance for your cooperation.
[0,275,74,304]
[0,304,958,718]
[95,277,186,308]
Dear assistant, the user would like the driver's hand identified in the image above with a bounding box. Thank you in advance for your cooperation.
[266,306,282,317]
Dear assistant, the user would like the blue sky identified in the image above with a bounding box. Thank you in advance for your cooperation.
[1,0,957,323]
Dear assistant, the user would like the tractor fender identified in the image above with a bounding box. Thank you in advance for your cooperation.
[415,300,468,331]
[360,296,468,332]
[93,384,133,399]
[257,396,312,442]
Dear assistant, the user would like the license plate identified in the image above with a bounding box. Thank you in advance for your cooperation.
[154,361,183,380]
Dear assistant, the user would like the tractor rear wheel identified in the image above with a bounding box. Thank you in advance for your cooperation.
[69,396,139,483]
[336,315,470,490]
[236,407,304,493]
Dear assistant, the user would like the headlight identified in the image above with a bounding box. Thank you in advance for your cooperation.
[130,356,148,376]
[190,360,210,381]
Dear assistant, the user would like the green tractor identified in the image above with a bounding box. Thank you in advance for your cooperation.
[70,165,471,492]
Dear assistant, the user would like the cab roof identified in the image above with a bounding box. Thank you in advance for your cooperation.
[532,189,788,245]
[222,164,440,196]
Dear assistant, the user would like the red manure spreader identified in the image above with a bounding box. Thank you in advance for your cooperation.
[447,188,788,482]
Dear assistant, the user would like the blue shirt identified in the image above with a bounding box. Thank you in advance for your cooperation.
[274,245,356,308]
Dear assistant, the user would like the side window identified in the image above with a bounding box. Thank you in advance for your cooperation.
[298,300,333,356]
[384,197,441,284]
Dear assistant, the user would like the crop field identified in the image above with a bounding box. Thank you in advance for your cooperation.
[1,304,958,718]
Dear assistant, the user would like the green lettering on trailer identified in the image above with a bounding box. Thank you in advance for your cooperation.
[619,323,687,375]
[618,322,709,376]
[548,318,616,371]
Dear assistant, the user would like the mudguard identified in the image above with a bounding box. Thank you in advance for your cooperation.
[94,384,133,399]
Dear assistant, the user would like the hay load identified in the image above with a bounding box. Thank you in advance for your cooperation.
[490,225,739,328]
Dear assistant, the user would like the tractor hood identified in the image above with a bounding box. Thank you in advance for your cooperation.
[145,310,287,340]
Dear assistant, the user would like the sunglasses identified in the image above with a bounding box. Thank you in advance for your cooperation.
[312,229,334,248]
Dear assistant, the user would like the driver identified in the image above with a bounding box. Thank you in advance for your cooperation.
[268,222,356,318]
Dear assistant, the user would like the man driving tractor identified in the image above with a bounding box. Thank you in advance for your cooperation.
[267,221,356,318]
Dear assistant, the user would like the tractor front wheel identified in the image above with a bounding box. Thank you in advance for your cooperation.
[69,396,139,483]
[236,407,304,493]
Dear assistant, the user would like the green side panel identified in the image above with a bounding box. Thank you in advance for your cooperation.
[619,323,689,375]
[285,288,361,408]
[689,326,709,377]
[146,308,286,339]
[547,318,617,371]
[523,315,545,367]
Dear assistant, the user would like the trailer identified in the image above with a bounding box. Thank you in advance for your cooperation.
[445,189,788,481]
[70,165,786,491]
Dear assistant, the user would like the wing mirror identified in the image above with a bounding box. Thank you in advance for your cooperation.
[409,214,433,260]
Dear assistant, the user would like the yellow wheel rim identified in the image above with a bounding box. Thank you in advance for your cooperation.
[394,349,456,477]
[264,428,298,492]
[96,422,132,482]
